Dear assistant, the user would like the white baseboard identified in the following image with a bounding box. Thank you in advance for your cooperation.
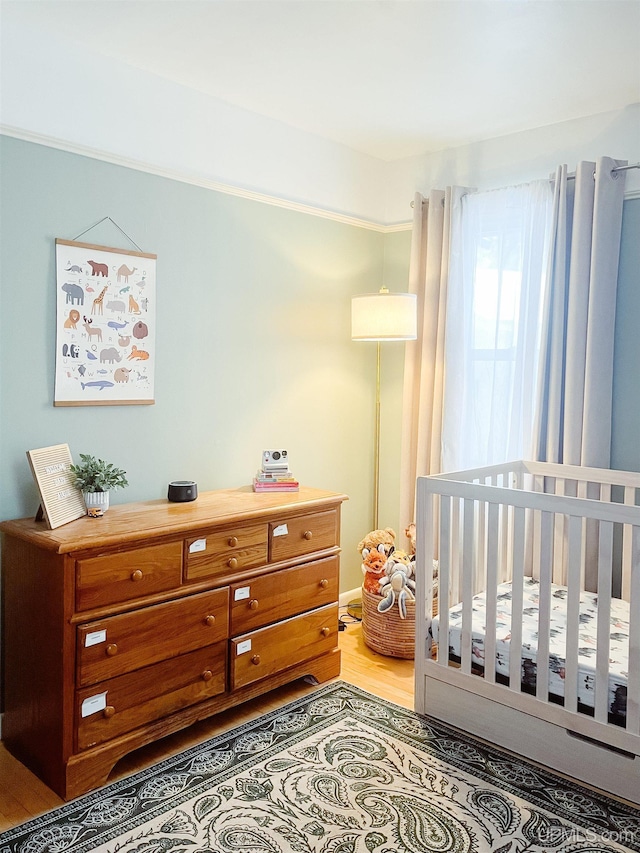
[339,587,361,607]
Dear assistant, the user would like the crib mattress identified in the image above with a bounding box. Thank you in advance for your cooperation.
[431,577,629,717]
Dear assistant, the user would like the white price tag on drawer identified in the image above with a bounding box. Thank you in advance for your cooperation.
[236,639,252,655]
[234,587,250,601]
[189,538,207,553]
[85,630,107,648]
[81,691,107,718]
[273,524,288,537]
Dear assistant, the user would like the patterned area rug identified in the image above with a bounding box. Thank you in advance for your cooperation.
[1,682,638,853]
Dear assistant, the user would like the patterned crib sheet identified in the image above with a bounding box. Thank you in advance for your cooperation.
[431,577,629,717]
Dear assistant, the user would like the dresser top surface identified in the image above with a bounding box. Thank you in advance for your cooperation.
[0,486,348,554]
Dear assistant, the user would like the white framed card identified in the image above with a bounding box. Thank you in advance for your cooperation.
[26,443,87,528]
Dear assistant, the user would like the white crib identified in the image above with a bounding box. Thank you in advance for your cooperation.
[415,461,640,805]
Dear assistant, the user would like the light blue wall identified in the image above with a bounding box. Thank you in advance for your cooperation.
[1,137,638,595]
[0,135,387,591]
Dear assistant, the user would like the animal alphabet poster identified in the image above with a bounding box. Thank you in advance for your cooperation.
[54,239,157,406]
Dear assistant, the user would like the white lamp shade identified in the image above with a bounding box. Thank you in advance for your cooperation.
[351,291,417,341]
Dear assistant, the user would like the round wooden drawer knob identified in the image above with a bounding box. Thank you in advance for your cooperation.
[106,643,118,657]
[251,654,261,666]
[103,705,115,718]
[201,669,213,682]
[228,536,239,547]
[249,599,259,611]
[204,615,216,627]
[130,569,143,582]
[320,627,330,637]
[319,578,329,589]
[303,530,313,540]
[227,557,238,569]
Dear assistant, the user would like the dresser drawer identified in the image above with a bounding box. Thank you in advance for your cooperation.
[76,641,227,750]
[230,555,339,635]
[77,588,229,687]
[76,542,183,611]
[185,523,268,581]
[230,603,338,690]
[269,510,338,562]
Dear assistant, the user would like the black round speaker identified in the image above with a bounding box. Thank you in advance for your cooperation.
[168,480,198,502]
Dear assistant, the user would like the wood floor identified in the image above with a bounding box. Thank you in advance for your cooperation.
[0,619,414,834]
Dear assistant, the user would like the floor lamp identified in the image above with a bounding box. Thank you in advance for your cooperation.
[352,287,417,531]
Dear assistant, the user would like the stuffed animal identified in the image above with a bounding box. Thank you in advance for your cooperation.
[404,522,416,555]
[381,548,414,580]
[402,522,439,582]
[361,549,387,593]
[386,548,411,567]
[358,527,397,596]
[357,527,396,556]
[378,567,416,619]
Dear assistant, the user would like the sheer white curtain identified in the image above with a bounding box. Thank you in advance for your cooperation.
[535,157,628,468]
[442,181,553,472]
[399,188,466,530]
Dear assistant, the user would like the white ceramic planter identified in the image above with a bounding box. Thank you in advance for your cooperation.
[84,491,110,514]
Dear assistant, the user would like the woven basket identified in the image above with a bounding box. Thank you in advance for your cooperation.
[361,585,439,660]
[361,586,416,659]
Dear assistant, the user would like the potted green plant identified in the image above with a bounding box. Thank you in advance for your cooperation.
[69,453,129,514]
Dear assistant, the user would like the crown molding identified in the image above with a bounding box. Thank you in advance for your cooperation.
[1,126,412,233]
[383,221,412,233]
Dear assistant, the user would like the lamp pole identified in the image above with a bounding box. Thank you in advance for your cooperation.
[351,288,417,532]
[373,340,381,530]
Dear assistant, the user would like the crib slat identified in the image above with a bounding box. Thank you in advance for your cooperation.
[484,502,500,685]
[577,480,588,590]
[460,499,475,674]
[536,512,553,703]
[437,497,451,669]
[476,495,486,596]
[564,514,583,714]
[627,526,640,735]
[426,493,435,631]
[500,484,510,584]
[451,498,461,607]
[509,506,525,691]
[595,520,613,724]
[622,485,635,602]
[418,486,434,669]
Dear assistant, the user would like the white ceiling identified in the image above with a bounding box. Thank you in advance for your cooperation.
[2,0,640,162]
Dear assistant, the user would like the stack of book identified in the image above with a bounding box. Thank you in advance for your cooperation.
[253,451,299,492]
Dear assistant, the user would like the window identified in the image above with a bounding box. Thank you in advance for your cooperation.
[442,182,552,471]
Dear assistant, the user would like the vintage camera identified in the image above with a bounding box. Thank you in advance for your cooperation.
[262,449,288,470]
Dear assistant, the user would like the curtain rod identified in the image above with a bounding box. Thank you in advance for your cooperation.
[611,163,640,173]
[565,162,640,181]
[411,162,640,205]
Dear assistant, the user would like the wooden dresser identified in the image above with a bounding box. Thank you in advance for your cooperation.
[0,486,347,800]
